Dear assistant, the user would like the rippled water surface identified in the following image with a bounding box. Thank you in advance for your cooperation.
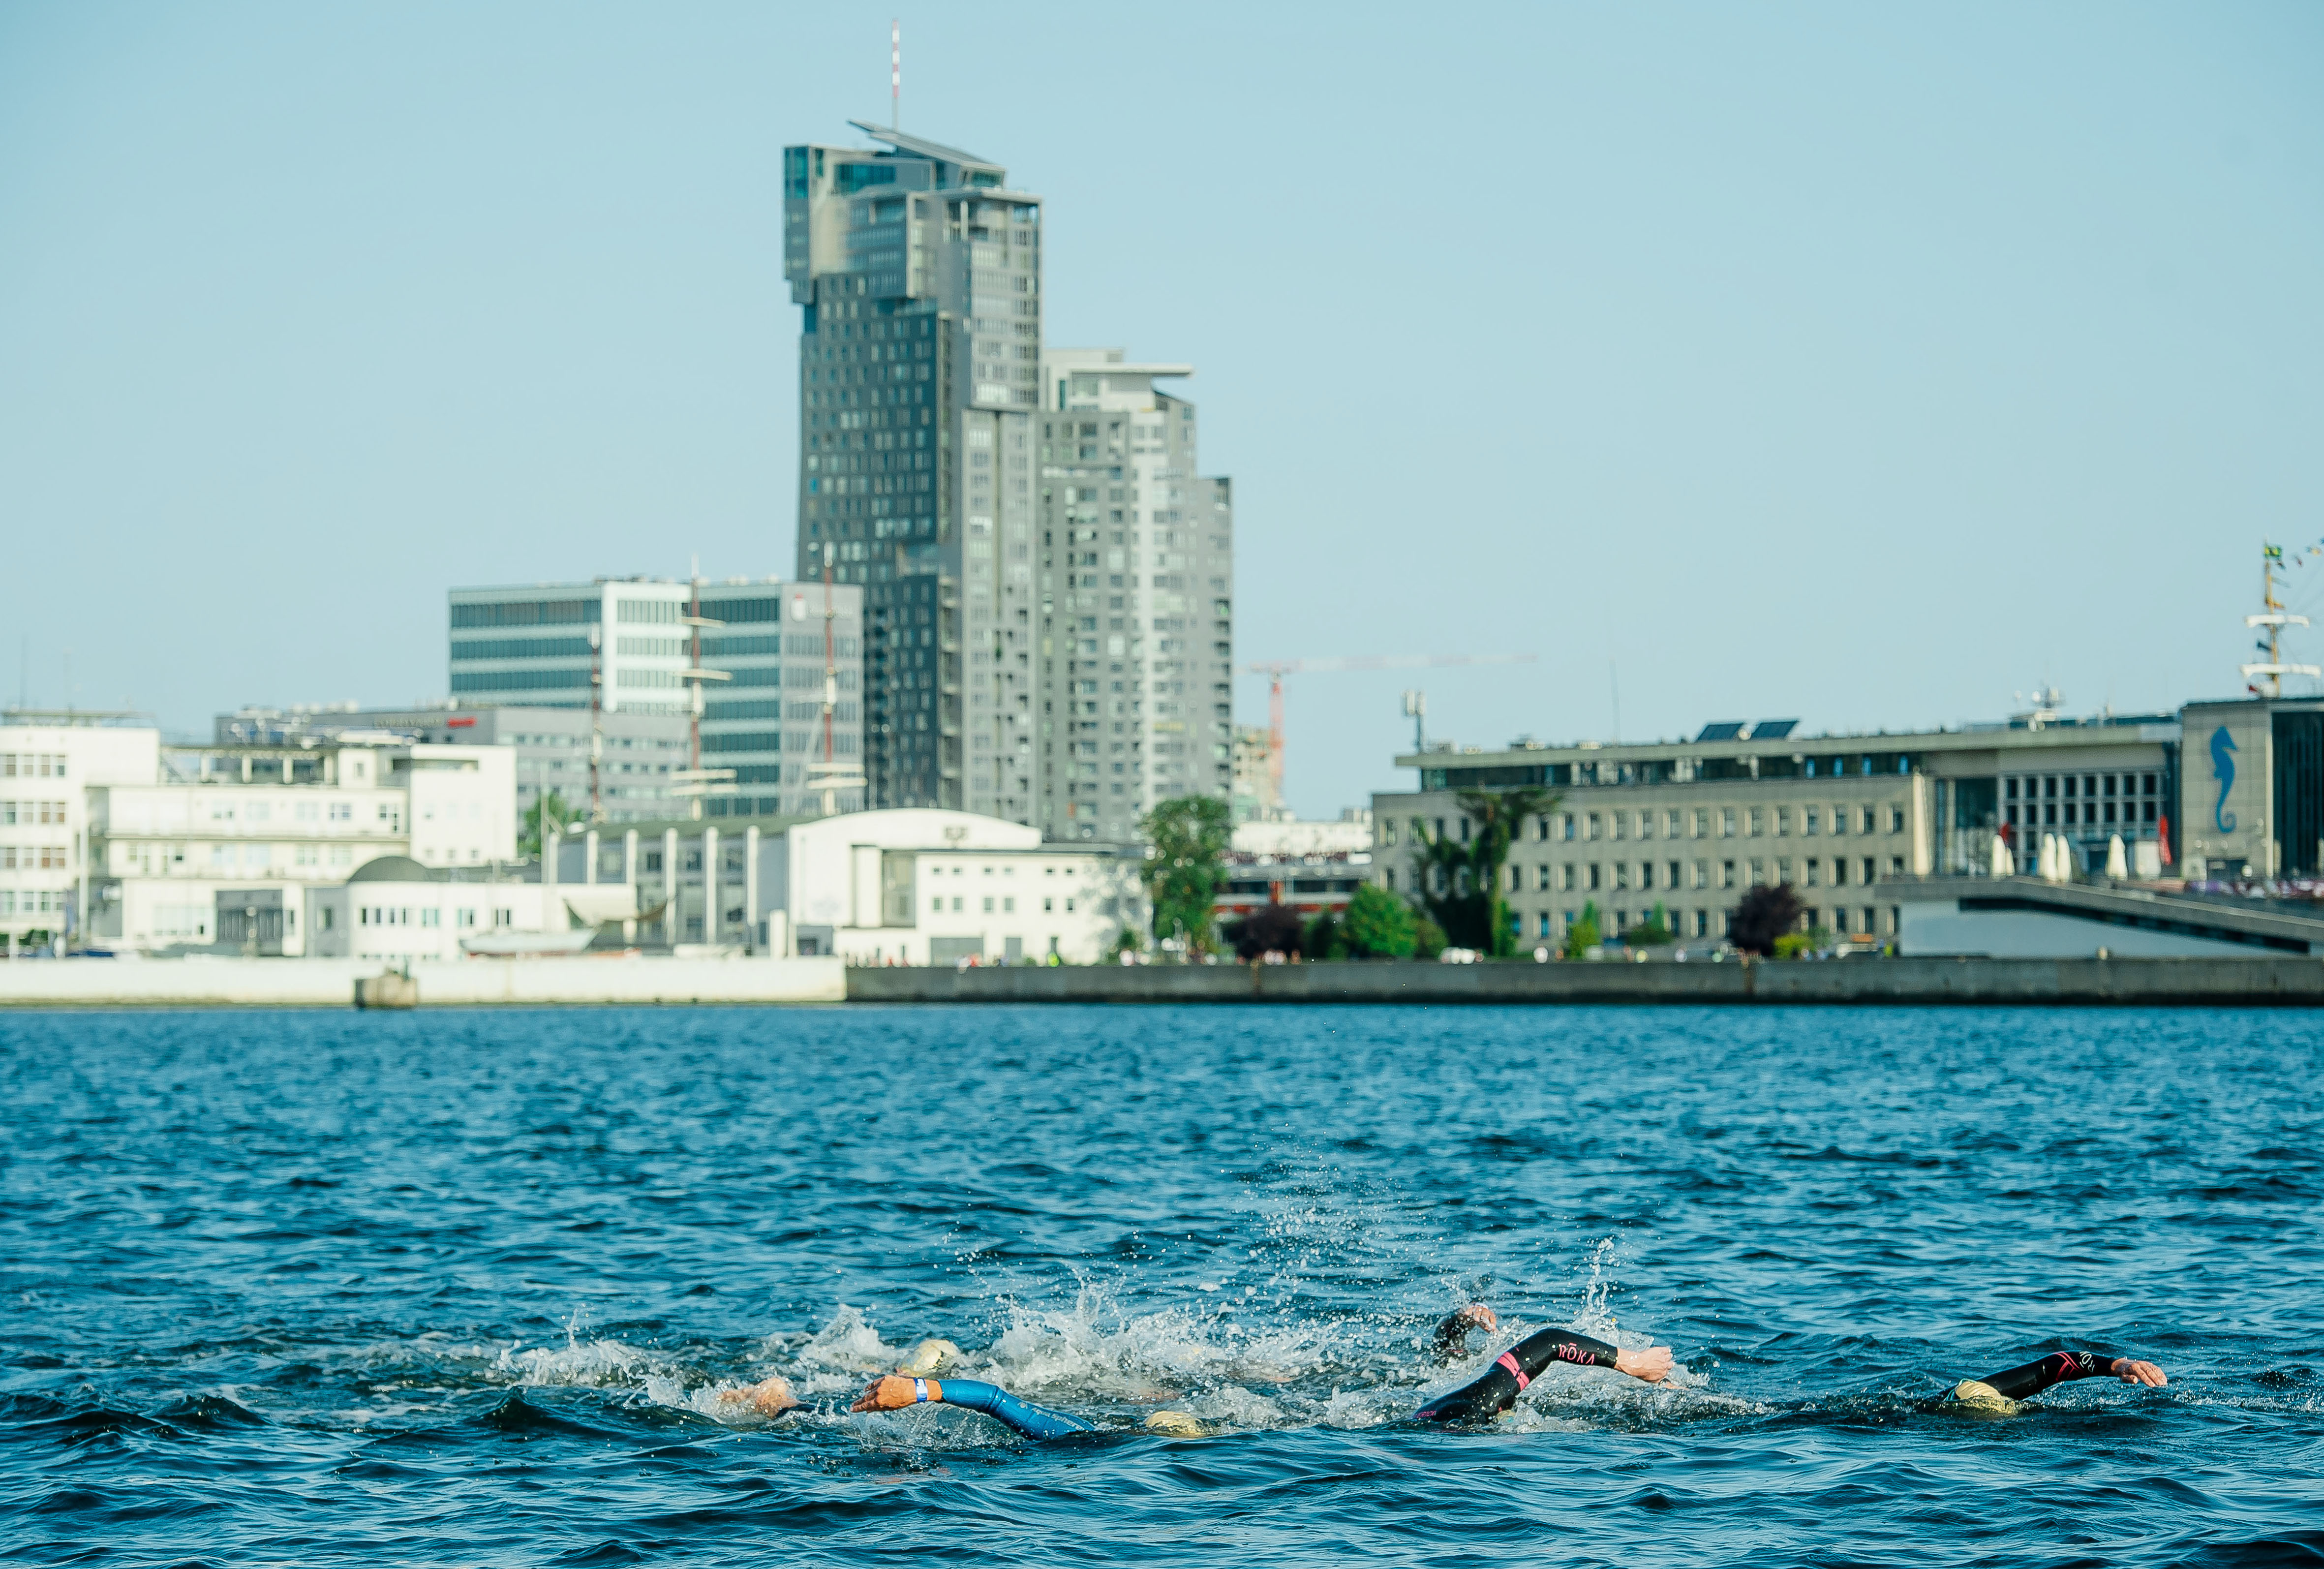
[5,1003,2322,1565]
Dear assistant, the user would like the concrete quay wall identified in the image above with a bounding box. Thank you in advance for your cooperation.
[0,956,847,1008]
[846,956,2324,1007]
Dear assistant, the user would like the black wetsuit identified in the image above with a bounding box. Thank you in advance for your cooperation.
[1413,1326,1623,1423]
[1969,1350,2121,1401]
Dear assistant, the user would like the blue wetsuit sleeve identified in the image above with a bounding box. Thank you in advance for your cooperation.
[936,1379,1090,1440]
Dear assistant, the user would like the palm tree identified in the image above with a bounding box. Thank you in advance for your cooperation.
[1408,785,1556,955]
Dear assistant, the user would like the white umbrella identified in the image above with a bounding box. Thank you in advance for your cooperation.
[2106,834,2128,880]
[1991,832,2013,878]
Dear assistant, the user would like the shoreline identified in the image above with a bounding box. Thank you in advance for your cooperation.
[2,954,2322,1007]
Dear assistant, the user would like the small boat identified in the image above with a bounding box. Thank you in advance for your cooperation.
[459,929,596,958]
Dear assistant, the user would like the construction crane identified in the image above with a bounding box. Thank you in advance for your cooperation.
[1237,653,1537,805]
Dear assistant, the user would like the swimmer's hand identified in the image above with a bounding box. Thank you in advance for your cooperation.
[719,1375,801,1415]
[1455,1303,1498,1336]
[851,1374,931,1413]
[1614,1346,1674,1384]
[2110,1358,2167,1387]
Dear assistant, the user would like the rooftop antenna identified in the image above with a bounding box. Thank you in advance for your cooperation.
[2243,538,2319,698]
[890,19,900,130]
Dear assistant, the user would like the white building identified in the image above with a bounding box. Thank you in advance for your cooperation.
[306,855,636,963]
[0,720,161,950]
[88,739,516,955]
[767,808,1142,964]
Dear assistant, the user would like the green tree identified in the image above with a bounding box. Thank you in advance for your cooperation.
[1340,883,1418,959]
[1139,796,1233,958]
[1301,907,1348,960]
[1408,787,1556,955]
[1412,916,1449,959]
[520,790,578,860]
[1621,902,1672,947]
[1562,900,1602,959]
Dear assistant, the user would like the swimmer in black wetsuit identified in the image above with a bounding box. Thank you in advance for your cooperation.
[1414,1307,1675,1423]
[1947,1349,2167,1414]
[724,1311,2162,1437]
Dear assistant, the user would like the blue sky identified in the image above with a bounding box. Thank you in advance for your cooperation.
[2,2,2319,815]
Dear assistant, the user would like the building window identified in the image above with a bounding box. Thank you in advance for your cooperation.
[1774,807,1789,837]
[1719,808,1736,837]
[1720,860,1736,889]
[1887,806,1904,833]
[1588,864,1601,891]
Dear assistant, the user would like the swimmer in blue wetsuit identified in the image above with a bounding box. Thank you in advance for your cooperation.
[850,1372,1092,1438]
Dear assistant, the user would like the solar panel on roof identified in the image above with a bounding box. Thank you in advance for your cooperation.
[1749,719,1800,740]
[1696,722,1745,742]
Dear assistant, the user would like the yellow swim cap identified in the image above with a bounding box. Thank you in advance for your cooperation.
[898,1339,961,1376]
[1949,1380,2021,1417]
[1144,1410,1207,1438]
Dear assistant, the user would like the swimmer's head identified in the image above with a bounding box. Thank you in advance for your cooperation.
[897,1338,961,1376]
[1144,1410,1207,1438]
[1948,1379,2021,1418]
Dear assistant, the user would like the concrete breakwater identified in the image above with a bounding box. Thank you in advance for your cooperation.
[0,956,847,1008]
[4,954,2318,1007]
[846,955,2324,1006]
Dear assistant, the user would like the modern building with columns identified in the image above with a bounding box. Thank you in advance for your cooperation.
[543,807,1143,961]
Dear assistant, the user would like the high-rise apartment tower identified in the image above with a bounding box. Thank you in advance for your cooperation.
[785,124,1042,816]
[1036,351,1234,841]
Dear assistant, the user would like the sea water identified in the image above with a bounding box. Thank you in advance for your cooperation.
[2,1003,2319,1565]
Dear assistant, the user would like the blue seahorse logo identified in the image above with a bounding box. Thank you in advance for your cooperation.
[2210,726,2237,832]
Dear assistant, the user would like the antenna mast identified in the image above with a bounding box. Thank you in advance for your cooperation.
[587,620,604,823]
[891,19,900,130]
[804,542,868,817]
[2242,539,2319,698]
[672,559,736,819]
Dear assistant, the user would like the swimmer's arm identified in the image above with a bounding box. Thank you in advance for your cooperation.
[1971,1350,2168,1401]
[851,1374,1091,1439]
[1412,1327,1674,1422]
[1510,1326,1674,1385]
